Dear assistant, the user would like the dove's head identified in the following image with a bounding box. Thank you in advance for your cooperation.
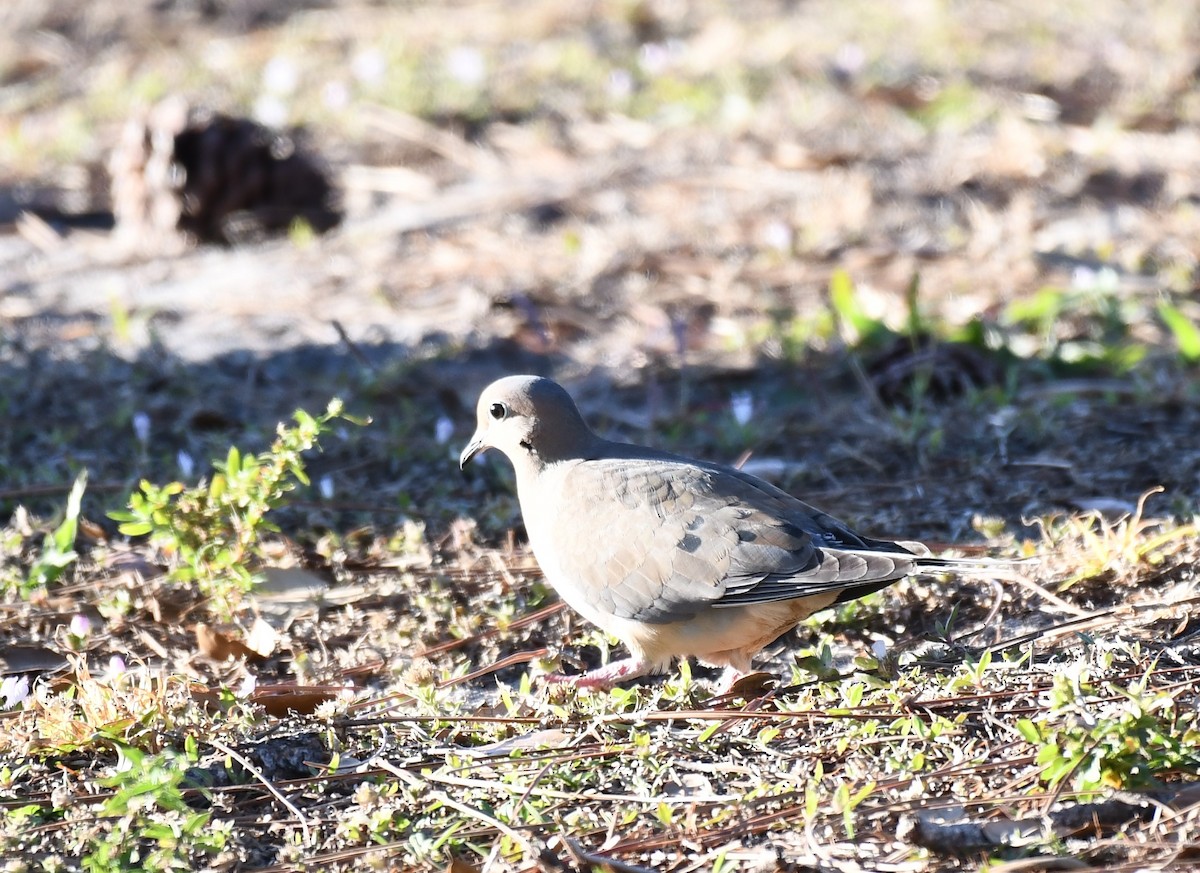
[460,376,596,472]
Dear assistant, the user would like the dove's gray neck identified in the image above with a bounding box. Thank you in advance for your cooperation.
[517,413,601,476]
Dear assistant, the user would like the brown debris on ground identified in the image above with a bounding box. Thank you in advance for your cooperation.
[1,0,1199,870]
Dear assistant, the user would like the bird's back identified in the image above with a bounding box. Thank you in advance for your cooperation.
[521,441,923,627]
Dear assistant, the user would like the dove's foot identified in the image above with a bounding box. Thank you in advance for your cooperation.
[543,657,654,690]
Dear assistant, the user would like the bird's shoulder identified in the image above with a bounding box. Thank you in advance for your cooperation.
[546,443,878,551]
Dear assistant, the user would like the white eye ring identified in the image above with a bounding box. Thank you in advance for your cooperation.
[489,402,508,421]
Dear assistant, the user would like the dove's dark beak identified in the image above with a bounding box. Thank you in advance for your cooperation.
[459,434,487,470]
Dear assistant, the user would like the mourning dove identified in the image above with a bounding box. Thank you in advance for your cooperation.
[461,375,1013,690]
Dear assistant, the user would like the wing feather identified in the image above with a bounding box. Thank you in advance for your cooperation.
[541,451,922,625]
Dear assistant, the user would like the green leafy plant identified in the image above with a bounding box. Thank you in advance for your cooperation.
[1158,301,1200,364]
[1017,666,1199,797]
[830,269,889,347]
[831,780,876,839]
[109,400,354,606]
[1002,282,1149,374]
[15,471,88,598]
[81,747,226,873]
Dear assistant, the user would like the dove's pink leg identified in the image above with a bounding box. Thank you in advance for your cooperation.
[712,651,755,693]
[543,657,654,690]
[715,666,747,693]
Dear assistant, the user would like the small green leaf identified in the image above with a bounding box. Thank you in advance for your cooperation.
[904,272,923,338]
[844,683,864,707]
[849,780,875,808]
[52,471,87,553]
[830,269,878,340]
[1159,302,1200,362]
[1005,286,1064,327]
[804,784,819,818]
[1016,719,1041,744]
[655,802,674,826]
[1035,742,1060,766]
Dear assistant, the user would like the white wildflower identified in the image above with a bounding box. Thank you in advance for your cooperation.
[352,48,387,86]
[322,81,350,110]
[262,56,299,95]
[445,46,486,87]
[132,411,150,446]
[0,676,29,710]
[608,69,634,100]
[730,391,754,427]
[237,673,258,699]
[760,220,793,252]
[253,95,288,128]
[69,614,91,638]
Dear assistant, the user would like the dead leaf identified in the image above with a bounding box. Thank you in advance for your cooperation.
[78,517,108,542]
[0,646,69,675]
[250,686,344,716]
[723,671,777,699]
[194,623,257,662]
[257,566,330,600]
[190,682,346,716]
[445,856,480,873]
[255,567,332,625]
[463,728,573,757]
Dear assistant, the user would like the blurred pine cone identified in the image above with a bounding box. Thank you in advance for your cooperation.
[867,333,1005,406]
[110,97,340,245]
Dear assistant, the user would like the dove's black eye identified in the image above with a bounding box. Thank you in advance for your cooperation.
[489,402,508,421]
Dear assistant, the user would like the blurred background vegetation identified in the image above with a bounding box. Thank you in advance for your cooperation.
[2,3,1200,870]
[3,0,1199,544]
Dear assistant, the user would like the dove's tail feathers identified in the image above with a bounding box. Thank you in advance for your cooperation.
[830,552,1033,606]
[838,548,1038,579]
[915,554,1037,580]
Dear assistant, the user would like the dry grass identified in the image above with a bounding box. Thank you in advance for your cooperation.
[1,513,1198,871]
[1,0,1200,870]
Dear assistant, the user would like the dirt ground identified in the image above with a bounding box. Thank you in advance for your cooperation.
[1,1,1199,871]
